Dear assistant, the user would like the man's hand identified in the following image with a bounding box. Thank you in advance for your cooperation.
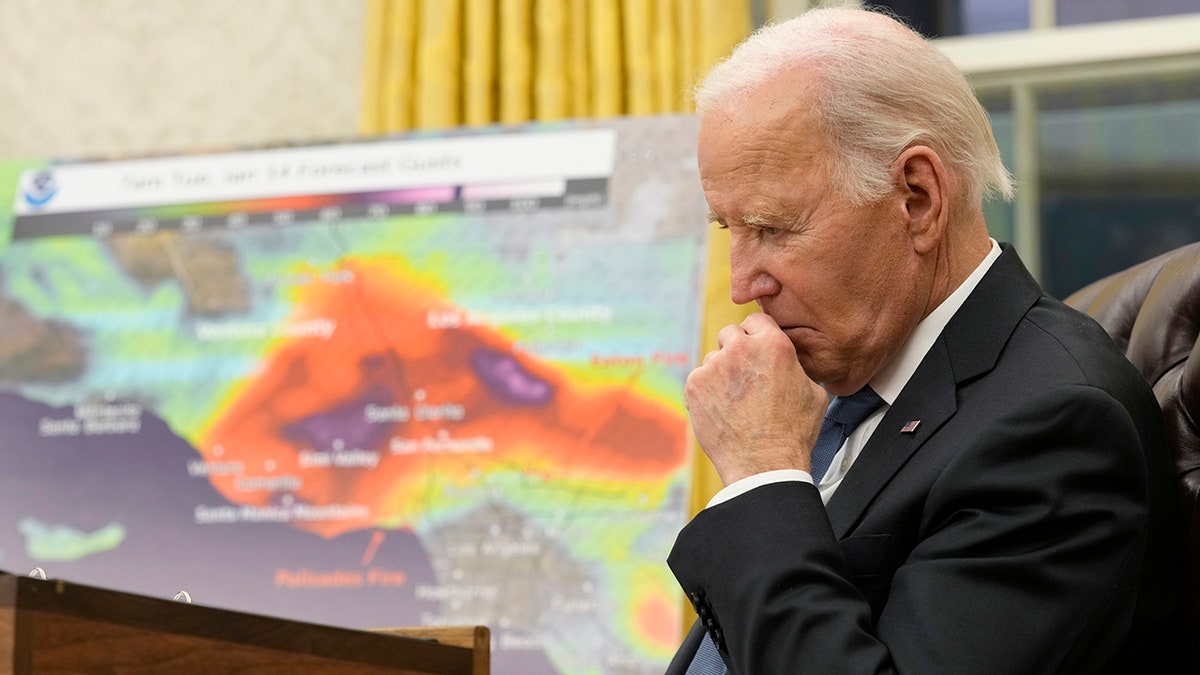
[685,312,829,486]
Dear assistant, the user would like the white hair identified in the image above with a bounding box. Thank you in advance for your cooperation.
[694,8,1014,208]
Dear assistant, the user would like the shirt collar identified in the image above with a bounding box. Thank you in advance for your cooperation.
[871,239,1002,405]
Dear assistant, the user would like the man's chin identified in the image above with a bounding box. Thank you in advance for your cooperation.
[791,348,844,394]
[784,333,814,361]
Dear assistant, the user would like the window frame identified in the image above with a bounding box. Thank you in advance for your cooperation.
[937,12,1200,279]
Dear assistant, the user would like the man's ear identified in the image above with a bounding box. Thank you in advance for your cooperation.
[893,146,948,254]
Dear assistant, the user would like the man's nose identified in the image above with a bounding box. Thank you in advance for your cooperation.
[729,247,780,305]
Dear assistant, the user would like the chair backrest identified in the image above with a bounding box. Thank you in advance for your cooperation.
[1064,241,1200,669]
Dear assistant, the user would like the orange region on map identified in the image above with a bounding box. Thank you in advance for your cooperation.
[635,590,682,653]
[200,260,688,538]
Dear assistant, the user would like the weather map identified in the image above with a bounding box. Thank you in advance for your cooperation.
[0,116,707,674]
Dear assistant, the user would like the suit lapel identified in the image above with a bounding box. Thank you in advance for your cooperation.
[825,341,956,537]
[825,245,1043,538]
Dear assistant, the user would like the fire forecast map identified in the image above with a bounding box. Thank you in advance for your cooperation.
[0,116,707,673]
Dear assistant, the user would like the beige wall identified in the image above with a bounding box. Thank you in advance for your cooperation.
[0,0,366,161]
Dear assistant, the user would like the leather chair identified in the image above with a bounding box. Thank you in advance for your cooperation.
[1064,241,1200,670]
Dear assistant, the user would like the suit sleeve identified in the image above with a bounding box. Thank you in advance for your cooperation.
[668,385,1152,675]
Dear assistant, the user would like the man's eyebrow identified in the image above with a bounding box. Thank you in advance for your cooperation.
[704,211,783,227]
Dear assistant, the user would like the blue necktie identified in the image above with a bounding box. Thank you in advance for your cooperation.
[810,386,885,483]
[686,633,727,675]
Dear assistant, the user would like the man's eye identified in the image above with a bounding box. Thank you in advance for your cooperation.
[761,226,779,236]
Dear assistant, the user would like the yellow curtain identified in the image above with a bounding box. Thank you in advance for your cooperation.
[360,0,750,138]
[360,0,752,527]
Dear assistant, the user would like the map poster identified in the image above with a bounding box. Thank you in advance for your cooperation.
[0,115,707,674]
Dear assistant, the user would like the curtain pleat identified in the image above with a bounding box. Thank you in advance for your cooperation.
[499,0,534,124]
[622,0,655,115]
[464,0,497,126]
[568,0,590,118]
[587,0,624,117]
[653,0,682,112]
[415,1,462,128]
[675,0,699,112]
[534,0,569,121]
[360,0,387,133]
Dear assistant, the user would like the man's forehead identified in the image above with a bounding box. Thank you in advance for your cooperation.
[697,113,827,184]
[699,88,823,160]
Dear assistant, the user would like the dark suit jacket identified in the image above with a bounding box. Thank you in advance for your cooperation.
[667,246,1180,674]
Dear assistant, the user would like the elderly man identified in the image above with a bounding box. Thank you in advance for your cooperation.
[667,8,1179,675]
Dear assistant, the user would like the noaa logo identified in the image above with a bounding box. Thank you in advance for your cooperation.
[21,170,58,210]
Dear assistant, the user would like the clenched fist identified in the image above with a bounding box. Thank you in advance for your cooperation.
[685,312,829,486]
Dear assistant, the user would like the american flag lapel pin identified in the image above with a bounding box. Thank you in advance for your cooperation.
[900,420,921,434]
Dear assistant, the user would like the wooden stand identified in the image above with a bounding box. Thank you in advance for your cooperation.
[0,572,488,674]
[374,627,490,675]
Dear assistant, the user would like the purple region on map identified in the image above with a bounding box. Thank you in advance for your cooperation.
[282,382,399,451]
[469,349,554,405]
